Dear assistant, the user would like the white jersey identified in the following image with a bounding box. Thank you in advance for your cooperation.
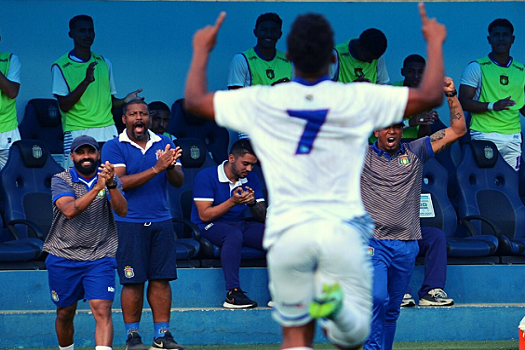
[214,77,408,248]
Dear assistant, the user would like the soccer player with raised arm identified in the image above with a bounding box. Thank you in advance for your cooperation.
[185,5,447,350]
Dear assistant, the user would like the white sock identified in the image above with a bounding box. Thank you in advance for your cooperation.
[59,344,74,350]
[95,346,112,350]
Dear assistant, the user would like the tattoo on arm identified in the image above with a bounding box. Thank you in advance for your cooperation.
[430,129,446,142]
[250,202,266,223]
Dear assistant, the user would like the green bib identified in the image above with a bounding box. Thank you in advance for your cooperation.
[335,40,378,84]
[242,48,292,86]
[53,52,114,132]
[471,56,525,134]
[0,52,18,132]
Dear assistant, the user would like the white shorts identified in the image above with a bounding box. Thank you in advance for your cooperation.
[267,216,374,328]
[470,130,521,171]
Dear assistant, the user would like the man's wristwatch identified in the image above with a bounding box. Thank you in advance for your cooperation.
[445,89,457,97]
[106,184,117,190]
[247,200,257,207]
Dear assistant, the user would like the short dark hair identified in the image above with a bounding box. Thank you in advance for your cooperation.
[488,18,514,35]
[123,99,148,115]
[359,28,387,58]
[69,15,93,31]
[403,54,426,68]
[230,139,255,158]
[148,101,170,114]
[255,13,282,30]
[287,13,334,75]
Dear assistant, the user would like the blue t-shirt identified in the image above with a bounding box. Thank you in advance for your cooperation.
[191,161,264,229]
[102,130,176,223]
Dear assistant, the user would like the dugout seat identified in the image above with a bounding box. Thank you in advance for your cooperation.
[0,213,45,270]
[19,99,64,165]
[456,140,525,260]
[421,158,499,264]
[169,138,266,267]
[0,140,63,246]
[168,99,229,164]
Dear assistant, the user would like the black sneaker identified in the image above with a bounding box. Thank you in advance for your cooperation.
[126,332,148,350]
[223,288,258,309]
[418,288,454,306]
[150,331,184,350]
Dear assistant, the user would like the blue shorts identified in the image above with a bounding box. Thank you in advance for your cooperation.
[116,220,178,284]
[46,254,117,308]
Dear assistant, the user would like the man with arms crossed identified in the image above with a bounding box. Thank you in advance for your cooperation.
[184,5,446,350]
[44,135,127,350]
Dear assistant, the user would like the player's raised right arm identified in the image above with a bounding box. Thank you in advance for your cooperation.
[185,12,227,120]
[404,3,446,117]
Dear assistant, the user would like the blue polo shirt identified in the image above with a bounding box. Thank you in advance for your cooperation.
[191,161,265,229]
[102,130,176,223]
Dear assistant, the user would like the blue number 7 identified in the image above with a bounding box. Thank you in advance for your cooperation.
[287,109,329,154]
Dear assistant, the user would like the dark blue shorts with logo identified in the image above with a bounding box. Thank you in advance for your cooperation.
[116,220,178,284]
[46,254,117,308]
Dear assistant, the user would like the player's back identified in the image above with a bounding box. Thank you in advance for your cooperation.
[214,77,408,245]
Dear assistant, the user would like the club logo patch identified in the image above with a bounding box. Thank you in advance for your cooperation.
[97,189,106,197]
[484,146,494,159]
[124,266,135,278]
[500,75,509,86]
[367,247,374,256]
[190,145,200,159]
[32,145,43,159]
[354,68,364,77]
[51,290,59,302]
[266,69,275,80]
[156,149,163,160]
[399,155,410,166]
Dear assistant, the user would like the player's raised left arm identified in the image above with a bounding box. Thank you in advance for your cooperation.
[185,12,226,120]
[430,77,467,154]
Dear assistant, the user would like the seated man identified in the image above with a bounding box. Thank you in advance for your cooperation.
[191,139,266,309]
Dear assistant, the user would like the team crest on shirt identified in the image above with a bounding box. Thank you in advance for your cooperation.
[500,75,509,86]
[266,69,275,80]
[51,290,59,302]
[354,68,364,77]
[367,247,374,256]
[306,94,313,101]
[97,189,106,197]
[484,146,494,160]
[398,155,410,166]
[124,266,135,278]
[156,149,163,160]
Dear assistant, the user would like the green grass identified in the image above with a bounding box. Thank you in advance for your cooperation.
[5,341,518,350]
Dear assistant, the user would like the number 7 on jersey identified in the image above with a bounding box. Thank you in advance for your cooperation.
[287,109,329,155]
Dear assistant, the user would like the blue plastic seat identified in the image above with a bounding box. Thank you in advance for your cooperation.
[456,140,525,257]
[421,158,499,263]
[19,99,64,155]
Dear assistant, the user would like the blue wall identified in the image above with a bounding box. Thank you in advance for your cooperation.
[2,1,525,123]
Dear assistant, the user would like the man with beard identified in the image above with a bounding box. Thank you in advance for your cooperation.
[360,77,465,350]
[102,99,184,350]
[52,15,142,168]
[44,135,127,350]
[459,18,525,171]
[191,139,266,309]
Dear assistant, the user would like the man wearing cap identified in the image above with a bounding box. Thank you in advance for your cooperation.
[44,135,127,350]
[360,77,465,350]
[331,28,390,84]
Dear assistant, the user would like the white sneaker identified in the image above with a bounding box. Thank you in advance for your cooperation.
[400,293,416,307]
[418,288,454,306]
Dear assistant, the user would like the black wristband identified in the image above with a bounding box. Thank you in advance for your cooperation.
[106,184,117,189]
[167,164,175,170]
[247,201,257,207]
[445,89,457,97]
